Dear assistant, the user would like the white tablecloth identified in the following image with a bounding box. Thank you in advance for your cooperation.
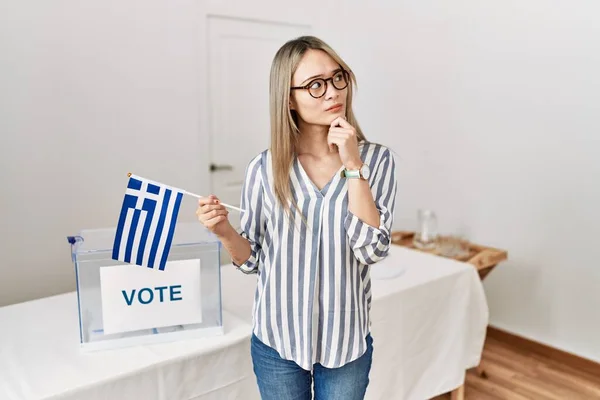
[0,245,488,400]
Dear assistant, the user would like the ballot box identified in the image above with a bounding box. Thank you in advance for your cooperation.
[67,222,223,351]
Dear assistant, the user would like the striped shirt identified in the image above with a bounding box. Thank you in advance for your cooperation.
[234,141,397,371]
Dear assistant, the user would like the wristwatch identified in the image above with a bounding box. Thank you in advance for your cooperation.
[341,163,370,180]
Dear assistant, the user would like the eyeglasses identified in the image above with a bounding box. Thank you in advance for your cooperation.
[290,69,349,99]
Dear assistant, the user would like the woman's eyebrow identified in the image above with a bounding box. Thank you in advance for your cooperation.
[300,68,342,85]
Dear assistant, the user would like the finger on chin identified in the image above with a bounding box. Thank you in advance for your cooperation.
[330,117,343,127]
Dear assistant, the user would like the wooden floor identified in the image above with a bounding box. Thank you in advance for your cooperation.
[432,335,600,399]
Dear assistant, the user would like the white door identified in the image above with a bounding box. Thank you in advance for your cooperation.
[207,16,311,230]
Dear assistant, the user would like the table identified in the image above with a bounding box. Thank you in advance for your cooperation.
[0,296,257,400]
[212,245,489,400]
[0,245,488,400]
[390,231,508,280]
[391,231,508,398]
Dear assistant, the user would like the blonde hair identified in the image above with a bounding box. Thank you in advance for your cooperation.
[269,36,367,218]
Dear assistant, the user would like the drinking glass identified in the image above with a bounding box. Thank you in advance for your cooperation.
[413,209,438,250]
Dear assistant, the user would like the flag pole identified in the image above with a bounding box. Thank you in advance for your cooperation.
[182,190,246,213]
[127,172,245,213]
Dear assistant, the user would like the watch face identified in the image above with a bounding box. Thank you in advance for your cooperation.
[361,164,370,180]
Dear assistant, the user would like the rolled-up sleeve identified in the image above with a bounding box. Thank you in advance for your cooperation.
[233,155,266,274]
[344,149,398,265]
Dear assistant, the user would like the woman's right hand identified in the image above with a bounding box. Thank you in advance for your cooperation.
[196,195,231,237]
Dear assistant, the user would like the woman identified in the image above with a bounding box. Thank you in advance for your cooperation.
[196,36,397,400]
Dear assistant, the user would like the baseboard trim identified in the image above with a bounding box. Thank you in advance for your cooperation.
[486,325,600,376]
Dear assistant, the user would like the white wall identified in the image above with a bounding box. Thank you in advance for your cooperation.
[315,1,600,363]
[447,1,600,363]
[2,0,599,363]
[1,0,209,305]
[0,0,315,306]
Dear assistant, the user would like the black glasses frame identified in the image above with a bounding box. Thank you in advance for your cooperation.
[290,69,349,99]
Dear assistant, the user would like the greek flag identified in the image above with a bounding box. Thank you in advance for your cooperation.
[112,174,183,270]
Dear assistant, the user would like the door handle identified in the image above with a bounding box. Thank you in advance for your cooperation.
[210,163,233,172]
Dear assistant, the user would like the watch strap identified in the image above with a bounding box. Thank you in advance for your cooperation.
[341,168,361,179]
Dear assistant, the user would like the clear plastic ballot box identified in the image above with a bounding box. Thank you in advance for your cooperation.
[67,222,223,351]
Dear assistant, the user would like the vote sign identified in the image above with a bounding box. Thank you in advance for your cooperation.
[100,259,203,335]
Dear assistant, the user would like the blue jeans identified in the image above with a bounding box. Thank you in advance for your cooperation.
[250,333,373,400]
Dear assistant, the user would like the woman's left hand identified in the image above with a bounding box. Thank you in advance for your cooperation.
[328,117,363,169]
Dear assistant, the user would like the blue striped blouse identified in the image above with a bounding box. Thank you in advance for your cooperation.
[234,141,398,371]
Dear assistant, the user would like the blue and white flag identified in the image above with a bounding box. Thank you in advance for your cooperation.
[112,174,184,271]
